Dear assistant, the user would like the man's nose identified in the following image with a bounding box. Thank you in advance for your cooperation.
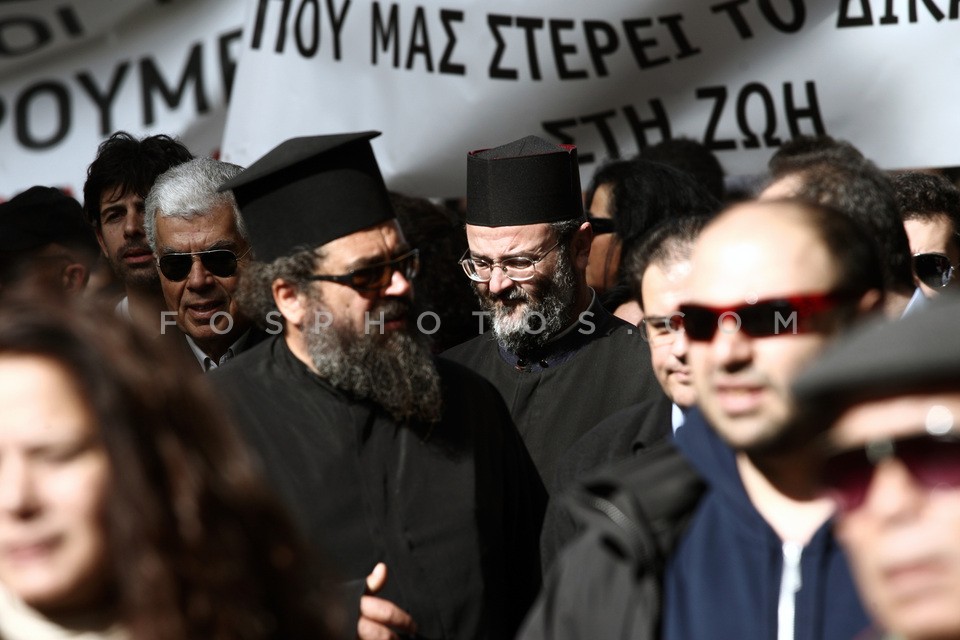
[185,256,214,290]
[486,267,514,295]
[123,209,145,238]
[0,455,39,518]
[383,268,412,297]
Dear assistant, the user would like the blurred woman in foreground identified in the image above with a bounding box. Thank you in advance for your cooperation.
[0,293,339,639]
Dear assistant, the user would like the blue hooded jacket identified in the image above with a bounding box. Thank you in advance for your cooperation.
[663,409,870,640]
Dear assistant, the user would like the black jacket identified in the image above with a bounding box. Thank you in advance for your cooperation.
[519,438,704,640]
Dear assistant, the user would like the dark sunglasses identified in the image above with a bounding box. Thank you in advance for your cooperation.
[822,431,960,514]
[587,215,617,235]
[913,252,957,289]
[306,249,419,291]
[678,291,853,342]
[157,248,250,281]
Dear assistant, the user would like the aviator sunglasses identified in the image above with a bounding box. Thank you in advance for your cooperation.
[678,291,854,342]
[913,252,957,289]
[821,430,960,514]
[157,248,250,281]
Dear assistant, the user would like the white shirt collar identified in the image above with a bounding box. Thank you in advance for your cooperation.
[671,403,687,434]
[186,329,252,371]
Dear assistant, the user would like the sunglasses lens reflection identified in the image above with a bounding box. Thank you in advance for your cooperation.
[914,253,953,288]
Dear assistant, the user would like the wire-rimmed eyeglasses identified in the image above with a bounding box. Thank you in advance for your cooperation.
[459,240,561,283]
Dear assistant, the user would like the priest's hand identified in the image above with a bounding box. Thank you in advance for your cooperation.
[357,562,418,640]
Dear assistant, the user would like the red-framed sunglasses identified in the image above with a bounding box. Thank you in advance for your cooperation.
[678,291,855,342]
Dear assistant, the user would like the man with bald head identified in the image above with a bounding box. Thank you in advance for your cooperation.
[521,198,882,640]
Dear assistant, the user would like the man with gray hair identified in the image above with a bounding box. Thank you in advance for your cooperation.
[145,157,259,370]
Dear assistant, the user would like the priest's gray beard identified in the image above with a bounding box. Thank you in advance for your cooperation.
[475,247,578,355]
[302,295,443,425]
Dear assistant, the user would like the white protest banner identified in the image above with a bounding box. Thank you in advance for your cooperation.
[221,0,960,198]
[0,0,245,201]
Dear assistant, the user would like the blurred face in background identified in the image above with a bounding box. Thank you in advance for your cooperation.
[829,393,960,640]
[0,355,110,614]
[585,182,621,293]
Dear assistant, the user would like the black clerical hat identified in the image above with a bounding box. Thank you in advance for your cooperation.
[793,294,960,419]
[466,135,582,227]
[219,131,394,262]
[0,186,96,253]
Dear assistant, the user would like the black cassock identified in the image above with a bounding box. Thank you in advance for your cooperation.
[442,299,666,493]
[210,336,546,640]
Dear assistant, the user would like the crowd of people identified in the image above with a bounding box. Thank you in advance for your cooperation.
[1,127,959,640]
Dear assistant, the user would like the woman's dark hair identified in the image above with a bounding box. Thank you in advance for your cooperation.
[0,293,339,640]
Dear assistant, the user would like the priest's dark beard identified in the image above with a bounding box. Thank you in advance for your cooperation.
[476,247,578,354]
[302,297,443,425]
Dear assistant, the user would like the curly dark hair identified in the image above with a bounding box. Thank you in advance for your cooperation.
[82,131,194,227]
[892,171,960,228]
[0,292,340,640]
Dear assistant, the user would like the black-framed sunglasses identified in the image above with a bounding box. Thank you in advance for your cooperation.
[678,291,854,342]
[306,249,419,291]
[157,248,250,282]
[913,252,957,289]
[587,215,617,235]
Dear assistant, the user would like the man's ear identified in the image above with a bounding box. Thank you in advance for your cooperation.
[857,288,885,315]
[571,220,593,271]
[61,263,89,294]
[273,278,307,326]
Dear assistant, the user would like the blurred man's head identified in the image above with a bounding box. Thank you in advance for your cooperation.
[682,199,883,455]
[794,296,960,640]
[0,187,98,295]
